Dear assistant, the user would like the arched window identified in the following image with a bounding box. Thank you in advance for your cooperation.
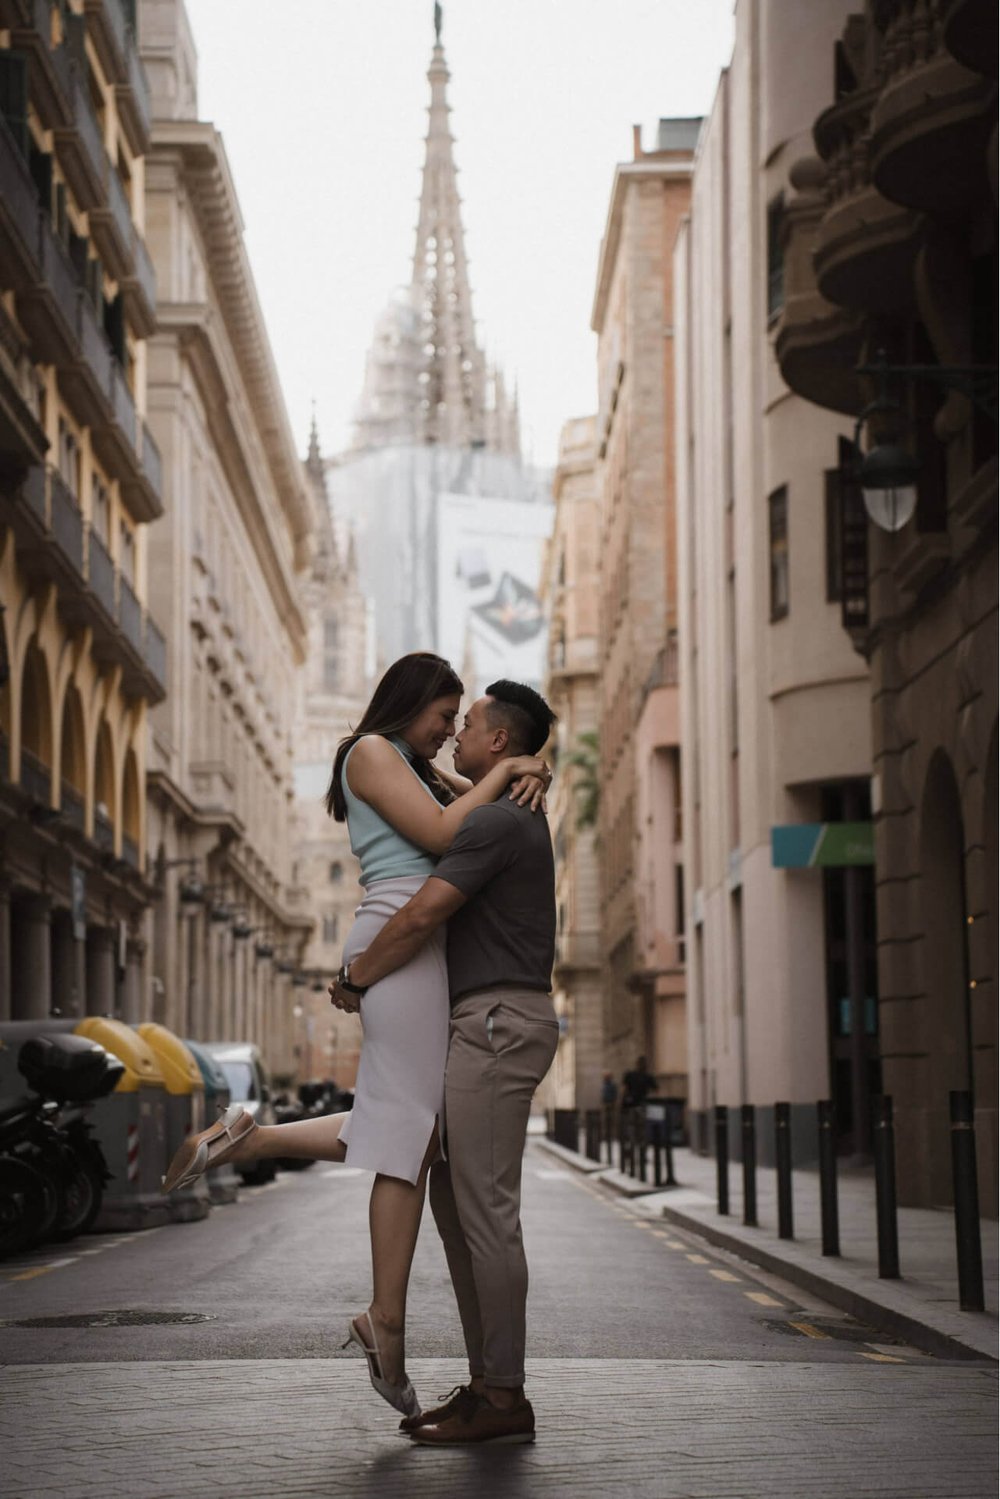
[19,639,53,804]
[59,684,87,830]
[122,749,141,868]
[94,721,115,851]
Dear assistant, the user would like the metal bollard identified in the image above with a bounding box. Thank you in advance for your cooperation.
[618,1110,628,1175]
[775,1101,794,1240]
[584,1109,602,1163]
[741,1103,758,1228]
[715,1105,730,1215]
[872,1094,900,1279]
[817,1099,840,1257]
[653,1120,663,1187]
[949,1090,985,1312]
[664,1116,678,1187]
[637,1113,649,1183]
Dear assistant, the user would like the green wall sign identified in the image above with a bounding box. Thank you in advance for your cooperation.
[771,822,874,869]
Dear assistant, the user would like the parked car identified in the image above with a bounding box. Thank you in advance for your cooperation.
[199,1043,277,1186]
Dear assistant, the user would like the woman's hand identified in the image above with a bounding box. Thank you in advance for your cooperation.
[506,755,552,812]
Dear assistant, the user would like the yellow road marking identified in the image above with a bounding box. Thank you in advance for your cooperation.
[664,1240,685,1249]
[686,1253,711,1264]
[651,1231,670,1239]
[745,1291,784,1307]
[7,1257,75,1282]
[788,1320,832,1340]
[860,1351,905,1363]
[709,1269,742,1283]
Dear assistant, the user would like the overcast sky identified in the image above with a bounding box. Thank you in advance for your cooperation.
[183,0,735,469]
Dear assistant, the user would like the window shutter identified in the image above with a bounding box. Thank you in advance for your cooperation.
[0,51,29,160]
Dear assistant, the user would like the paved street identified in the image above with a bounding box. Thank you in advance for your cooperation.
[0,1141,996,1498]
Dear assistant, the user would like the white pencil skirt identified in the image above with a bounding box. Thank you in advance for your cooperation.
[337,875,449,1185]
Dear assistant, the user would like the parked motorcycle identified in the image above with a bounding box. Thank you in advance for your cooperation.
[0,1034,123,1258]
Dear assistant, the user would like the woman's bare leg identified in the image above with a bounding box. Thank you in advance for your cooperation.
[362,1126,440,1386]
[229,1112,350,1164]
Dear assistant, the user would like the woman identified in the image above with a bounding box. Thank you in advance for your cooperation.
[162,652,549,1418]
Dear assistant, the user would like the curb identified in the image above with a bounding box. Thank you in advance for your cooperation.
[534,1135,997,1364]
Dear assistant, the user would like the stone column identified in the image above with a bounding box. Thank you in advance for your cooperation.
[50,907,85,1019]
[0,880,12,1022]
[85,926,116,1017]
[120,937,146,1024]
[12,893,52,1020]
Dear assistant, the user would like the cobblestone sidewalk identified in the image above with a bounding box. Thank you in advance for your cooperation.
[1,1356,996,1499]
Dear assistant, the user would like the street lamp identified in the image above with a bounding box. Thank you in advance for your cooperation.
[854,350,997,533]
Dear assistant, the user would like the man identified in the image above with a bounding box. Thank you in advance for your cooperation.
[330,679,558,1446]
[622,1054,658,1111]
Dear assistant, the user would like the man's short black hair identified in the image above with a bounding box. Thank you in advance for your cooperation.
[484,680,557,756]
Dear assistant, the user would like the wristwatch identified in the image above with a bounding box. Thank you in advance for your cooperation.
[337,962,368,997]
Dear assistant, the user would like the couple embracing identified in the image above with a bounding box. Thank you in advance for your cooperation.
[164,652,559,1446]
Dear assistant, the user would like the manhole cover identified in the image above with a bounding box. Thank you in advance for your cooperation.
[763,1315,906,1345]
[0,1310,216,1328]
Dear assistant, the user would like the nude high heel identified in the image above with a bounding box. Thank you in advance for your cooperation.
[162,1103,257,1193]
[343,1313,420,1419]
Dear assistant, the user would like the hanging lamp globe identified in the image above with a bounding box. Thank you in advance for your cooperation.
[859,442,919,533]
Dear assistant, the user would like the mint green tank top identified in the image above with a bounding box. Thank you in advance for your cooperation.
[342,736,440,888]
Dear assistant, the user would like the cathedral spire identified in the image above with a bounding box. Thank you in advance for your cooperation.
[410,6,487,447]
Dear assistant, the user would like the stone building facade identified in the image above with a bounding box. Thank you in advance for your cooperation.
[138,0,313,1078]
[1,0,165,1021]
[674,0,874,1159]
[288,422,370,1091]
[590,120,698,1093]
[540,416,603,1110]
[776,0,997,1209]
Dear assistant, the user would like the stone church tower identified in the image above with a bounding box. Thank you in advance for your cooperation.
[351,9,520,459]
[326,6,549,678]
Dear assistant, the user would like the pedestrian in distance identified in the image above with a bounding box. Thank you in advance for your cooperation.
[330,675,559,1446]
[601,1071,618,1108]
[161,652,551,1426]
[621,1053,658,1111]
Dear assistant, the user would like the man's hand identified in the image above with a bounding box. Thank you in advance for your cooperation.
[329,979,361,1015]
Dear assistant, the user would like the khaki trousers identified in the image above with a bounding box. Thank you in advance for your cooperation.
[430,985,559,1388]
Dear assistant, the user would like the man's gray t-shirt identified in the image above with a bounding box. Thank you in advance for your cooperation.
[432,798,555,1003]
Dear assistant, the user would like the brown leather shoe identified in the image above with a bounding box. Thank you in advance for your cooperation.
[399,1383,477,1433]
[409,1393,535,1445]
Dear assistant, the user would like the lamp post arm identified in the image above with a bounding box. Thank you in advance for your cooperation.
[856,361,998,421]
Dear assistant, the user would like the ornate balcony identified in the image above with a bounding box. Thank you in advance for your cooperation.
[870,0,996,214]
[812,86,923,315]
[84,0,130,83]
[7,468,167,704]
[775,155,866,417]
[53,64,107,210]
[122,231,156,336]
[10,0,75,131]
[0,116,42,294]
[17,211,80,366]
[114,31,151,155]
[62,291,113,429]
[89,163,134,280]
[942,0,998,77]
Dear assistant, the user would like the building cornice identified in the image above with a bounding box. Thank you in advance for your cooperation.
[149,121,315,572]
[591,158,695,333]
[154,304,307,660]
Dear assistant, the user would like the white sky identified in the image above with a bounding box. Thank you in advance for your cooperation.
[183,0,735,469]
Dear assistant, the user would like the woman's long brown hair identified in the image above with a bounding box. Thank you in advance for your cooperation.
[326,651,464,821]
